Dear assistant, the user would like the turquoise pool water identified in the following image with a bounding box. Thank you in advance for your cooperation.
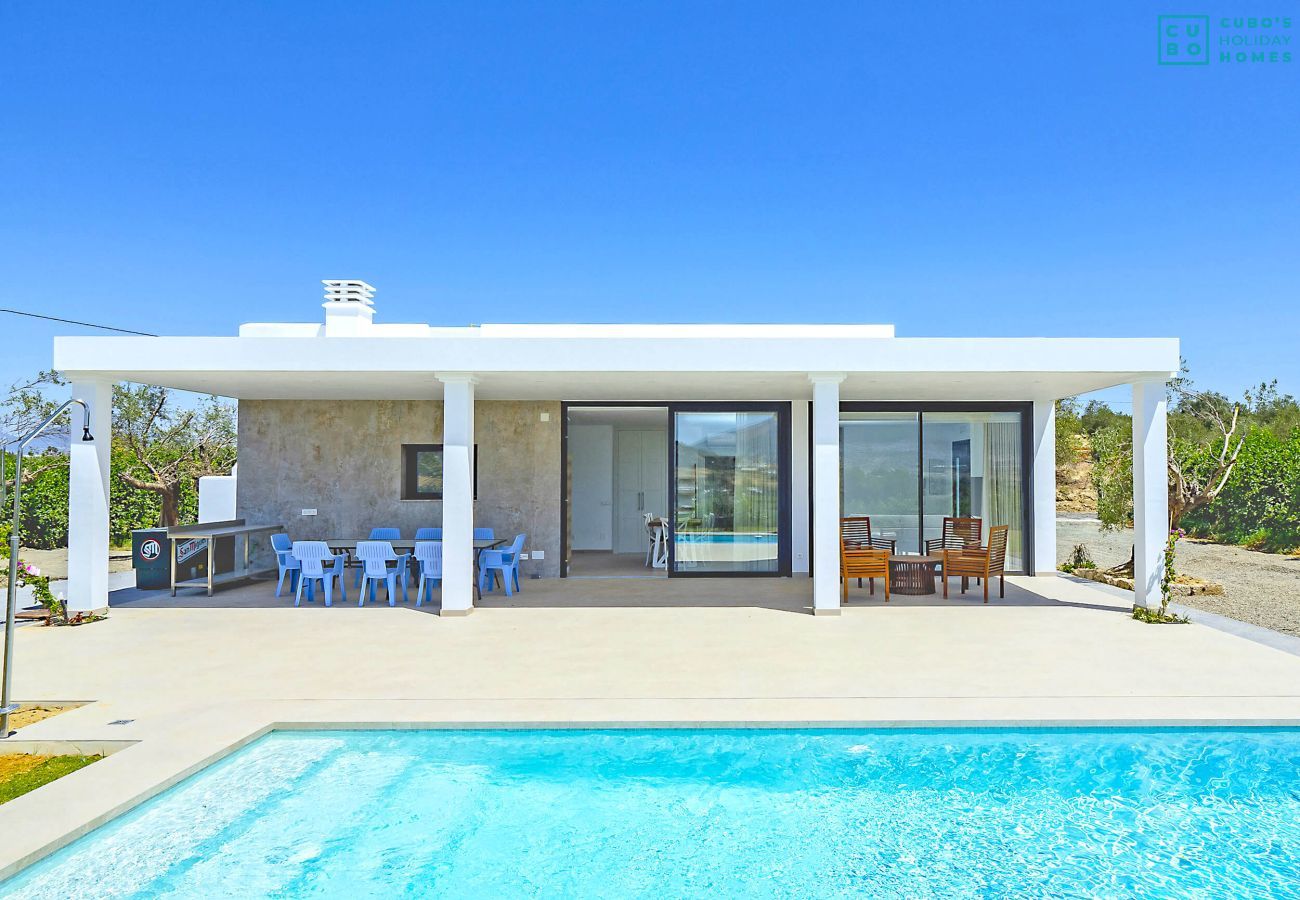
[4,728,1299,898]
[674,532,777,544]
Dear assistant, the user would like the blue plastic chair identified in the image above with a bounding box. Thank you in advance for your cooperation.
[356,541,410,606]
[478,533,525,596]
[271,532,300,598]
[291,541,348,607]
[473,527,494,541]
[415,527,442,540]
[357,527,403,585]
[413,541,443,606]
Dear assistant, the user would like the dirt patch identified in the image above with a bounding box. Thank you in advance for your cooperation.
[0,753,52,780]
[6,704,74,730]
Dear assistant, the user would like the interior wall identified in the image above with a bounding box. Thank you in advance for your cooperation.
[569,424,613,549]
[613,424,668,554]
[237,399,562,576]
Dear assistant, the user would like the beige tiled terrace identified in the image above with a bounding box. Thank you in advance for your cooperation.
[2,572,1300,878]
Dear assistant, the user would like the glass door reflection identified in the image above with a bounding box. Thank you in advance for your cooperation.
[673,409,782,574]
[922,411,1025,570]
[840,412,921,553]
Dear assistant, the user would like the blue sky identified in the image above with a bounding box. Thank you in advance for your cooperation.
[1,1,1296,407]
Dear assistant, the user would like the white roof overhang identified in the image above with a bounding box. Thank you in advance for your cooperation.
[54,334,1180,402]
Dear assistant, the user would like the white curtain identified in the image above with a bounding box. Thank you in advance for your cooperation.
[984,422,1023,567]
[733,413,779,570]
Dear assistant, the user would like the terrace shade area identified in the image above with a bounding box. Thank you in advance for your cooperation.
[54,312,1180,617]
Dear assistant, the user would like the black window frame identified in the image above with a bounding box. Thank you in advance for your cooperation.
[401,443,478,501]
[558,401,793,578]
[667,402,793,578]
[814,401,1036,575]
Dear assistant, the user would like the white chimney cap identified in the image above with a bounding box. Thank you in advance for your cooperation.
[322,280,375,306]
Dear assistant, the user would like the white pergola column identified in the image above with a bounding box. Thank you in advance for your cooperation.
[1031,399,1057,576]
[438,374,477,616]
[67,380,112,614]
[790,399,810,574]
[1132,380,1169,610]
[810,374,844,615]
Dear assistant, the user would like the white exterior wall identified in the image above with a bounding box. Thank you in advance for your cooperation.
[1032,400,1057,575]
[198,467,238,523]
[439,375,477,615]
[66,380,112,614]
[790,399,810,575]
[1132,380,1169,610]
[810,375,843,614]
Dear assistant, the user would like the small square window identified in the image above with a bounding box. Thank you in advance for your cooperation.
[401,444,477,500]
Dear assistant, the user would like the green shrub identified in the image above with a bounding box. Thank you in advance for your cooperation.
[1182,427,1300,552]
[2,447,202,549]
[12,455,70,549]
[1240,529,1270,551]
[1091,424,1133,531]
[1061,543,1095,573]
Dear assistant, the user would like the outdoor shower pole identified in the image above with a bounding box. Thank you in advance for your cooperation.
[1,399,93,737]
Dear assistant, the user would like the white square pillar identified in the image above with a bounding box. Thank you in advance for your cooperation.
[1132,380,1169,610]
[438,374,477,616]
[67,380,112,614]
[1031,399,1057,576]
[810,374,844,615]
[790,399,810,574]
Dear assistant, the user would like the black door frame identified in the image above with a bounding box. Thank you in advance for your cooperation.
[668,402,793,578]
[560,401,669,577]
[560,401,793,578]
[812,401,1036,575]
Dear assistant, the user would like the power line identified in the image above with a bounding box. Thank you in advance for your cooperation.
[0,307,157,337]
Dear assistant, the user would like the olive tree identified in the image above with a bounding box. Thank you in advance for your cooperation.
[1,370,70,488]
[1088,371,1245,574]
[114,385,237,526]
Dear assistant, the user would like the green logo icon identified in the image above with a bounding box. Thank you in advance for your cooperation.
[1159,15,1210,64]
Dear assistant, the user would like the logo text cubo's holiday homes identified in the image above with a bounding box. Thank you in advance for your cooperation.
[1159,15,1293,65]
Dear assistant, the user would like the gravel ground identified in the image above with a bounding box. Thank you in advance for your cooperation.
[1058,514,1300,638]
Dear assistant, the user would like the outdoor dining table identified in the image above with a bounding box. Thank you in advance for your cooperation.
[325,537,506,601]
[324,539,504,554]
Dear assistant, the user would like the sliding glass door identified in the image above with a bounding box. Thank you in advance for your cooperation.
[922,412,1026,570]
[671,405,790,575]
[839,404,1031,571]
[841,412,921,553]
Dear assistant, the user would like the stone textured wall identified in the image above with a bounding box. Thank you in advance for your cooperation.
[237,399,562,576]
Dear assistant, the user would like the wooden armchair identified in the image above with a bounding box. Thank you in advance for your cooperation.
[941,525,1009,603]
[840,516,897,554]
[925,517,982,554]
[841,547,891,602]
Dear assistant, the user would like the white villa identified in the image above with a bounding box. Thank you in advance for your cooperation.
[54,282,1179,616]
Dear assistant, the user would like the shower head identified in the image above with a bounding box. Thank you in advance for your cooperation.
[76,399,93,441]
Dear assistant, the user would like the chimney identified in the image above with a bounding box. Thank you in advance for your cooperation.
[321,279,376,336]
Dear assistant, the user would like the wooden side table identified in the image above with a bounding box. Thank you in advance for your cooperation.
[889,555,941,595]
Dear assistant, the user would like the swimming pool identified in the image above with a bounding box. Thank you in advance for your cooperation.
[4,728,1298,897]
[675,532,777,544]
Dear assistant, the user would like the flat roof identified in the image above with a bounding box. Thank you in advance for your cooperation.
[54,323,1180,401]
